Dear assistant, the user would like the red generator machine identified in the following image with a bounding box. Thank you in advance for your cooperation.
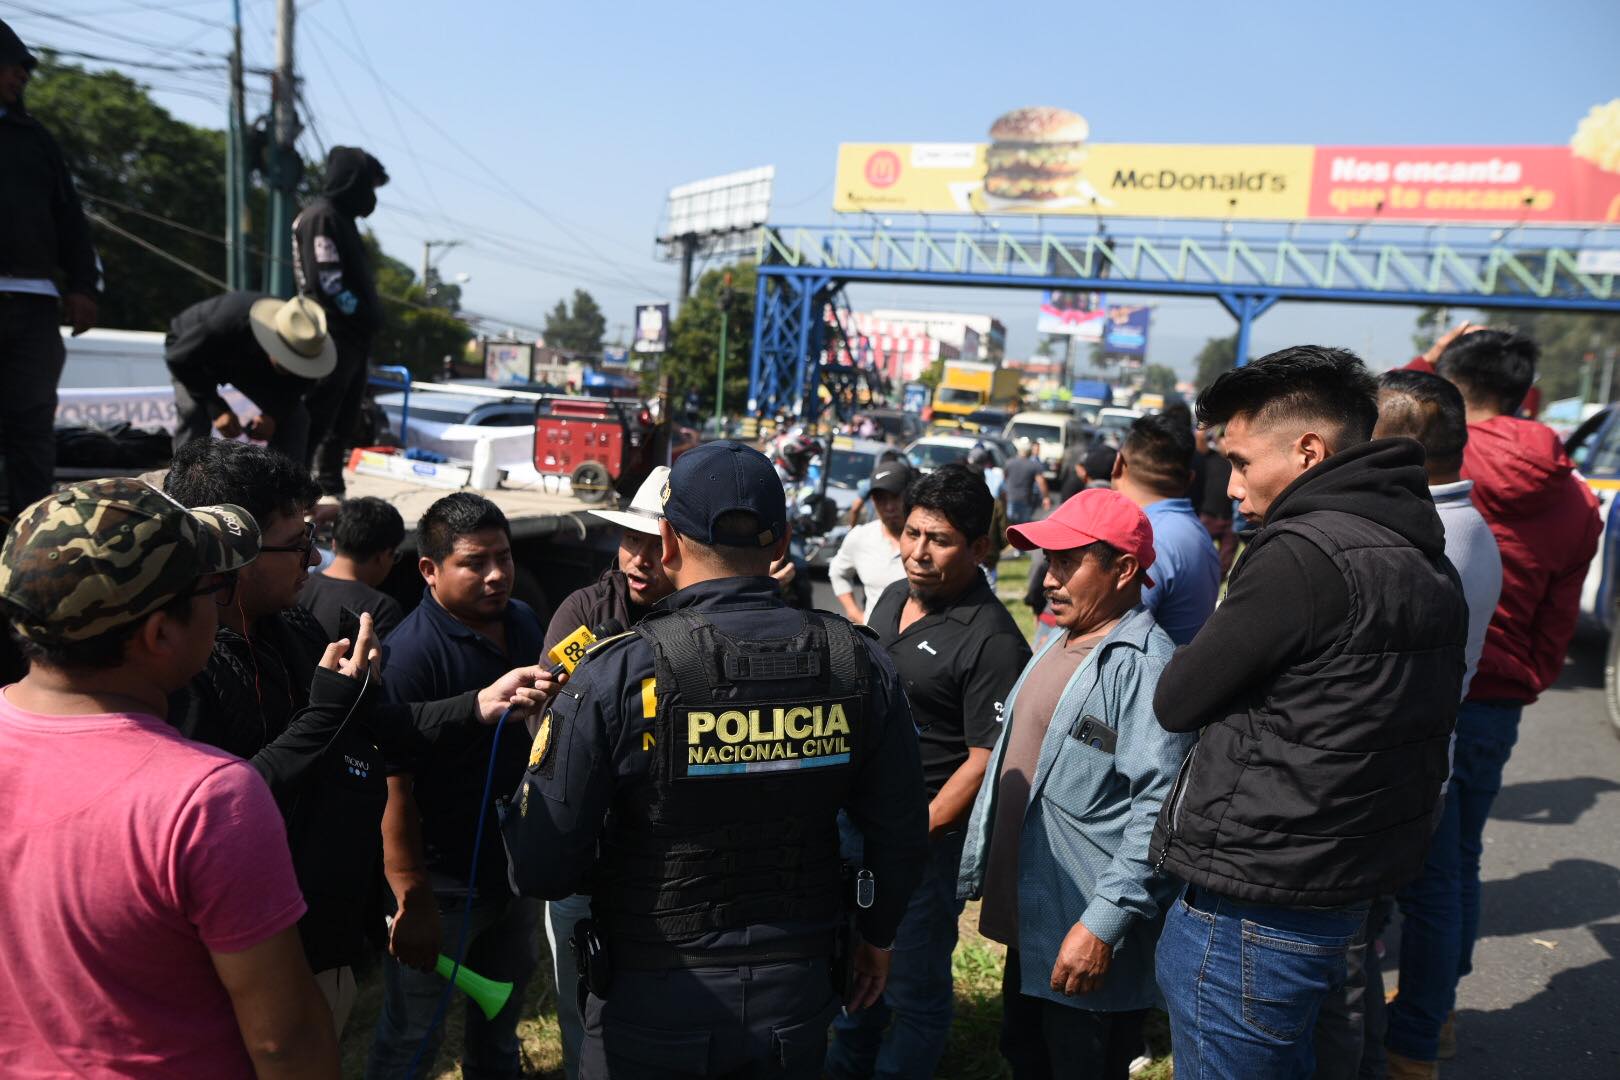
[532,396,659,503]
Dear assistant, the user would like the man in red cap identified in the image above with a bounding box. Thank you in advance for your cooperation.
[958,488,1196,1080]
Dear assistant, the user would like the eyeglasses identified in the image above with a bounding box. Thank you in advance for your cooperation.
[260,520,318,557]
[190,574,238,608]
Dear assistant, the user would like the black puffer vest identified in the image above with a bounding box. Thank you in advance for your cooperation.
[1151,440,1467,906]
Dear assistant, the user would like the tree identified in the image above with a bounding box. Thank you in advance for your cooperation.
[1413,306,1620,404]
[544,289,606,354]
[365,234,472,380]
[1141,364,1179,396]
[29,56,228,330]
[656,264,756,412]
[1193,334,1238,391]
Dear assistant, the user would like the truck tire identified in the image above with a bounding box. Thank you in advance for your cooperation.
[570,462,612,504]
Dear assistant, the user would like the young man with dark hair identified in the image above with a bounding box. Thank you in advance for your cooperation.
[166,442,549,1035]
[369,491,550,1080]
[828,463,1032,1080]
[1431,327,1600,1065]
[1149,346,1468,1078]
[1113,414,1219,645]
[961,488,1195,1080]
[0,478,340,1078]
[1354,369,1504,1080]
[301,495,407,640]
[830,458,913,623]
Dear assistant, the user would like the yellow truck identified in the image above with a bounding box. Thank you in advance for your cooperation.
[932,361,1023,417]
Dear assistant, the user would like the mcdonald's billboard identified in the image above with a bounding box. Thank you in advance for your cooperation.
[834,103,1620,225]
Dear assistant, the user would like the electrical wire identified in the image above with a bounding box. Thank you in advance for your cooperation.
[56,0,231,31]
[3,2,224,57]
[300,11,665,295]
[84,210,229,288]
[326,0,449,219]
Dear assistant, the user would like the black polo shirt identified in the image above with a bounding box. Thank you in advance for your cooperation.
[869,573,1031,797]
[382,589,546,896]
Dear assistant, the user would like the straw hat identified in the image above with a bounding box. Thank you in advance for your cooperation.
[248,295,339,379]
[589,466,670,535]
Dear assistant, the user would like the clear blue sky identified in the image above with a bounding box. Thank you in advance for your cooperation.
[13,0,1620,376]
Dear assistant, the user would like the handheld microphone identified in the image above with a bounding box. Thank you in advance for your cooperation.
[544,618,626,679]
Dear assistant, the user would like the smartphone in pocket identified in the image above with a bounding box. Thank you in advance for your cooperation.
[1070,714,1119,754]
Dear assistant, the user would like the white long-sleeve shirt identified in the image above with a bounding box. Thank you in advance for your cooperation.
[828,520,906,620]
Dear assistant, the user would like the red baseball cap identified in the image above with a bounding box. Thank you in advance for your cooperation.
[1006,487,1156,587]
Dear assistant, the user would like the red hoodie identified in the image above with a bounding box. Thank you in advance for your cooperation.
[1462,415,1602,703]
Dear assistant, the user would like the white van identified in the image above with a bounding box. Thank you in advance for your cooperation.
[57,327,255,431]
[1004,410,1090,478]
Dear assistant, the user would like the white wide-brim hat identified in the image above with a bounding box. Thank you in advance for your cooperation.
[590,465,671,535]
[248,295,339,380]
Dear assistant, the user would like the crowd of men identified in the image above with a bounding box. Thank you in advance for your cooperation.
[0,20,1605,1080]
[0,324,1598,1080]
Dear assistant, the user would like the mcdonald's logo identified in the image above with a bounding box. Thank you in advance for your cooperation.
[865,150,901,188]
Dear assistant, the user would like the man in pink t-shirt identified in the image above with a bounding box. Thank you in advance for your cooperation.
[0,478,341,1079]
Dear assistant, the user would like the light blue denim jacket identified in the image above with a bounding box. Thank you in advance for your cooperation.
[957,604,1194,1011]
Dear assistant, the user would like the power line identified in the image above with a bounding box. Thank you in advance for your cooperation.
[300,12,664,295]
[326,2,449,219]
[57,0,230,31]
[3,3,223,57]
[83,197,549,336]
[85,210,229,288]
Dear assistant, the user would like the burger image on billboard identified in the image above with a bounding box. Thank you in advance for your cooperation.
[985,107,1090,201]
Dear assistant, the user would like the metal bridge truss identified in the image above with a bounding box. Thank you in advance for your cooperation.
[746,221,1620,421]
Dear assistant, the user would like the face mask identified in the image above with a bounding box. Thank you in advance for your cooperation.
[354,186,378,218]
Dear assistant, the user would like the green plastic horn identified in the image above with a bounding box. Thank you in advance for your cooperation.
[434,954,514,1022]
[385,917,513,1021]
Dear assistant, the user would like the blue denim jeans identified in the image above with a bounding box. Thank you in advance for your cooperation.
[366,887,541,1080]
[1157,886,1368,1080]
[545,893,593,1080]
[825,827,965,1080]
[1451,700,1521,981]
[1384,781,1464,1061]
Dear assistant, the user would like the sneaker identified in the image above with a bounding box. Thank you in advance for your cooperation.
[1386,1051,1438,1080]
[1437,1010,1457,1059]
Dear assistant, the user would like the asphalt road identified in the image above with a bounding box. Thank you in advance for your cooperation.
[810,573,1620,1076]
[1401,636,1620,1078]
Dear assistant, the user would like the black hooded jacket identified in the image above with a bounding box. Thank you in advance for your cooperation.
[292,147,386,338]
[0,24,99,295]
[1149,438,1467,907]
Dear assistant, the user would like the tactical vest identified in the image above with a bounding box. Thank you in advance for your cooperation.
[592,606,872,953]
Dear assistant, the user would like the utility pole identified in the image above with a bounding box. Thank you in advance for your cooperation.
[677,234,698,308]
[420,239,460,300]
[265,0,299,297]
[225,0,249,289]
[714,272,733,426]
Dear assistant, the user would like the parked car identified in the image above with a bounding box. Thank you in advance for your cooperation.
[374,388,540,467]
[1094,407,1144,447]
[1004,410,1091,477]
[906,433,1009,473]
[858,408,925,445]
[1559,408,1620,739]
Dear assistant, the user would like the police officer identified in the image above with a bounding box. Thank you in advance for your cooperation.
[503,440,930,1079]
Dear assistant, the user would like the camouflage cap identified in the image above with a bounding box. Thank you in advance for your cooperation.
[0,478,261,643]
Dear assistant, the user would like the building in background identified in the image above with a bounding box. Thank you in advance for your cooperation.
[830,311,961,384]
[870,310,1007,364]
